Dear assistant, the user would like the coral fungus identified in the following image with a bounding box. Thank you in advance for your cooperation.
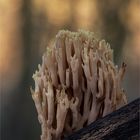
[31,30,127,140]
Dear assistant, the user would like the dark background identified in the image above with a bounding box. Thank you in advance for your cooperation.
[0,0,139,140]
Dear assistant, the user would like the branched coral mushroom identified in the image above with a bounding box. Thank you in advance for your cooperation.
[31,30,127,140]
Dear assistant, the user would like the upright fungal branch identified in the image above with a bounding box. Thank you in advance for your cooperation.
[31,30,127,140]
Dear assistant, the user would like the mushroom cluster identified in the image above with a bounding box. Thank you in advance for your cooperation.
[31,30,127,140]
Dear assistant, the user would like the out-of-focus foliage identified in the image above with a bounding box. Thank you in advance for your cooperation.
[0,0,139,140]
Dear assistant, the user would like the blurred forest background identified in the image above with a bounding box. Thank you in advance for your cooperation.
[0,0,139,140]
